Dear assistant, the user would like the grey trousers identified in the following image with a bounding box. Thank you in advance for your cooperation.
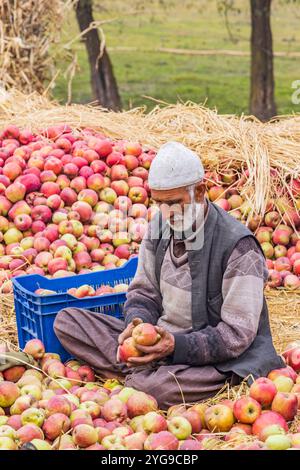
[54,308,231,409]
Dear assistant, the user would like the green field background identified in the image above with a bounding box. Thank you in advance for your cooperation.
[53,0,300,115]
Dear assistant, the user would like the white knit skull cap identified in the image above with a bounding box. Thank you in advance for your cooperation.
[148,141,204,190]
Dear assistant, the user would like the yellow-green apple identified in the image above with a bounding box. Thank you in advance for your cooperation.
[167,416,192,440]
[271,392,298,421]
[43,413,71,440]
[101,434,124,450]
[4,227,23,244]
[95,201,111,214]
[0,381,20,407]
[101,397,127,422]
[48,378,72,391]
[21,407,45,427]
[233,396,261,424]
[30,438,52,450]
[3,366,25,383]
[23,339,45,359]
[252,410,288,440]
[79,401,101,419]
[99,188,117,205]
[265,434,291,450]
[61,233,78,250]
[127,392,158,418]
[204,404,235,432]
[130,416,145,432]
[0,436,17,450]
[0,425,17,440]
[132,323,160,346]
[118,337,143,363]
[72,423,98,448]
[52,210,68,225]
[117,387,135,404]
[273,376,294,392]
[144,430,179,450]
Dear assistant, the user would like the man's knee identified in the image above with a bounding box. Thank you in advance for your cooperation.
[53,308,75,339]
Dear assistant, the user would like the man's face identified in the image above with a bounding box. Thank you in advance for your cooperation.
[151,182,206,230]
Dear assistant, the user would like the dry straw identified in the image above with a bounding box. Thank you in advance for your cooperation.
[0,0,74,94]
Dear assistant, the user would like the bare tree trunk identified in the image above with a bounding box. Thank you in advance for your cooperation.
[250,0,276,121]
[75,0,121,110]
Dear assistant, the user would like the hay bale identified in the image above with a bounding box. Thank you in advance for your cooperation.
[0,1,70,94]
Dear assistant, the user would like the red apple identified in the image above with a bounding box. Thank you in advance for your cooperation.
[249,377,277,408]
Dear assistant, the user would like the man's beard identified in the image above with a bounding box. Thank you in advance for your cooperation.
[166,202,205,240]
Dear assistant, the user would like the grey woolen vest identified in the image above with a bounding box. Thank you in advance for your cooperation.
[152,201,284,381]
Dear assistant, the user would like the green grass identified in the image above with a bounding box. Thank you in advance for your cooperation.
[53,0,300,115]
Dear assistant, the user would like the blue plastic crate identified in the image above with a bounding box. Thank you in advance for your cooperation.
[12,257,138,361]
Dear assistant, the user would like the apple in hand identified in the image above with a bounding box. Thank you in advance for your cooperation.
[132,323,161,346]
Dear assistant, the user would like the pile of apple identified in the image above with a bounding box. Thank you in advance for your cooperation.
[0,124,157,293]
[0,335,300,450]
[205,170,300,290]
[34,283,129,299]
